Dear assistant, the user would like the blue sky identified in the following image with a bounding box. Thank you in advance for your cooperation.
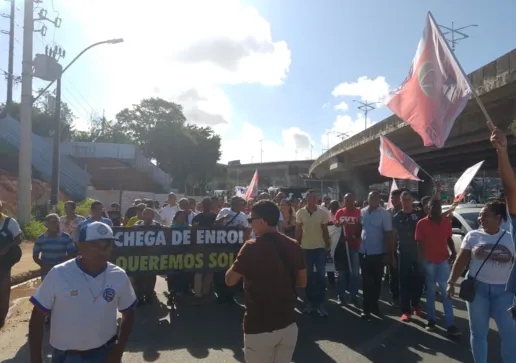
[0,0,515,164]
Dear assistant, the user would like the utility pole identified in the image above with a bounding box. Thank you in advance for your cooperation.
[47,45,66,208]
[1,0,15,114]
[259,139,263,163]
[18,0,35,225]
[353,100,376,129]
[438,22,478,52]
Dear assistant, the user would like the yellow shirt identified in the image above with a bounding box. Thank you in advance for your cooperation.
[125,216,139,227]
[296,207,329,249]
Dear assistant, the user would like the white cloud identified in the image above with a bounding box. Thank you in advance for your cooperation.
[322,102,330,109]
[57,0,291,138]
[334,101,349,111]
[322,113,377,150]
[332,76,390,104]
[221,123,313,163]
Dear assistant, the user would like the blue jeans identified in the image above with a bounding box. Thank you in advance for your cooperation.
[398,253,424,314]
[52,340,114,363]
[304,248,326,306]
[337,249,360,300]
[423,259,454,327]
[466,280,516,363]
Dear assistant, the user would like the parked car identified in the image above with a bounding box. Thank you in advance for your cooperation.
[445,205,483,252]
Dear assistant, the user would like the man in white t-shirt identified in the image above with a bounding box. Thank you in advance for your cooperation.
[215,197,250,303]
[28,222,137,363]
[160,192,181,226]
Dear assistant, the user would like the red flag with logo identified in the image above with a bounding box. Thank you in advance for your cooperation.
[386,12,472,148]
[244,170,258,200]
[379,136,422,181]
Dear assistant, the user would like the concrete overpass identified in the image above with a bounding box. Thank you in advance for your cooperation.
[227,159,314,188]
[309,49,516,201]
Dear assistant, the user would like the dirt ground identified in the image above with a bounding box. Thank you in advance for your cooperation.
[10,242,40,286]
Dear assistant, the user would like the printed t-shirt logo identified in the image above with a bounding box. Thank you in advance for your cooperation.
[103,287,116,302]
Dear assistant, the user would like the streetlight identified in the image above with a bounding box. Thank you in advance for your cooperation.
[34,38,124,104]
[48,38,124,208]
[353,100,377,129]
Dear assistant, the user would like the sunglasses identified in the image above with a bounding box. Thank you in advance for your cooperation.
[247,217,261,223]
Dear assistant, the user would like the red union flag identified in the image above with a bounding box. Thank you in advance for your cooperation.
[386,12,472,148]
[244,170,258,200]
[379,136,421,181]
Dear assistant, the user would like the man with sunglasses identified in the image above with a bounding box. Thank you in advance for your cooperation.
[226,200,306,363]
[29,221,137,363]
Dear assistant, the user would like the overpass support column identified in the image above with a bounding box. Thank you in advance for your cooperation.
[417,170,434,199]
[338,172,369,203]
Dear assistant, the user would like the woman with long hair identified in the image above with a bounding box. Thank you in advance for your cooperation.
[279,199,296,238]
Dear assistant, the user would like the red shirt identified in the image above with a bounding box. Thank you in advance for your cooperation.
[415,216,452,264]
[334,207,362,250]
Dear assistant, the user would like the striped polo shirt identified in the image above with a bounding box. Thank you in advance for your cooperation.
[33,232,76,265]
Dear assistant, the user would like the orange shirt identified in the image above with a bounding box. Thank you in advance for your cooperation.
[415,216,452,264]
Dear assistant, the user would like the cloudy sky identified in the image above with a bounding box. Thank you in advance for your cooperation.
[0,0,515,164]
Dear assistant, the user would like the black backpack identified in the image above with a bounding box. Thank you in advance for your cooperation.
[0,217,22,269]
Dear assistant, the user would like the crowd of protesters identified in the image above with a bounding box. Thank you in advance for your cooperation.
[0,125,511,363]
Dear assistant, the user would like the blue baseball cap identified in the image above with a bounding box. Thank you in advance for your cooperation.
[78,221,117,243]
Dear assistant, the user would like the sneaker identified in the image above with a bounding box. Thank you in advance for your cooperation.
[360,312,371,320]
[425,320,436,331]
[412,307,422,317]
[302,303,313,314]
[447,325,461,337]
[317,306,329,317]
[350,297,360,307]
[400,313,410,322]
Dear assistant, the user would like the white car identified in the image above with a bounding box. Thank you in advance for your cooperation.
[446,205,483,253]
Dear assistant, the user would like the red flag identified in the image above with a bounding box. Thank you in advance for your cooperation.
[244,170,258,200]
[386,12,472,148]
[379,136,422,181]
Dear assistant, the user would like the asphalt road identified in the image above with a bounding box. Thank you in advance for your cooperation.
[0,276,504,362]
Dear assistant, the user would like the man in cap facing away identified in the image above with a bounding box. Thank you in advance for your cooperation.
[28,222,137,363]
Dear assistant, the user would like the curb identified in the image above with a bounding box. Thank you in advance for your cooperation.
[10,270,41,289]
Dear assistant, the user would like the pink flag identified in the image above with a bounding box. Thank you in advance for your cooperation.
[386,12,472,148]
[244,170,259,200]
[387,179,398,210]
[379,136,422,181]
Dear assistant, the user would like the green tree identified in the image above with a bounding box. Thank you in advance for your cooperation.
[0,89,76,141]
[114,97,221,193]
[71,116,132,144]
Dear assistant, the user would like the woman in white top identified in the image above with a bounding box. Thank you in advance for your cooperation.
[447,201,516,363]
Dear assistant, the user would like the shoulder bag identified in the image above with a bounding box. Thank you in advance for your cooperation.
[459,231,506,302]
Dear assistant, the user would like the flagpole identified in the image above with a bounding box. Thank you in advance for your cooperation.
[418,166,433,180]
[428,12,495,129]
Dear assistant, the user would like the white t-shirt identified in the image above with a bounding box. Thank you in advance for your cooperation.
[160,205,181,226]
[461,229,515,284]
[30,259,137,351]
[0,216,22,238]
[216,208,249,228]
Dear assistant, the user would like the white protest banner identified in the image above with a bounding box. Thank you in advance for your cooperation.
[325,225,341,273]
[454,161,484,202]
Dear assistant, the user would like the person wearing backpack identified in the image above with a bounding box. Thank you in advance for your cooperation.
[0,201,23,328]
